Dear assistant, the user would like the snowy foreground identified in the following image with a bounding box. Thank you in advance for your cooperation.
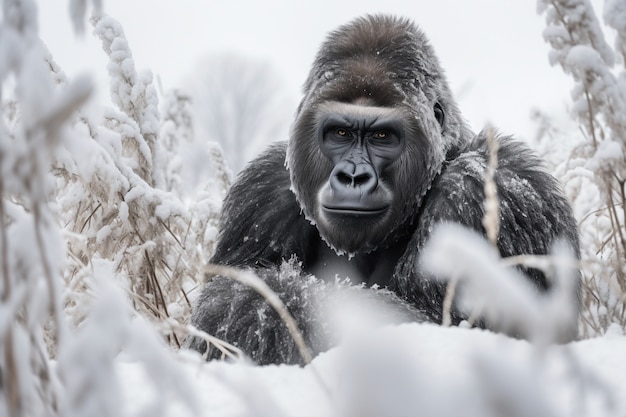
[118,323,626,417]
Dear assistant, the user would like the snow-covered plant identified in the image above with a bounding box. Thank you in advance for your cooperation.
[0,0,93,413]
[424,224,580,348]
[537,0,626,336]
[1,1,229,415]
[54,14,231,346]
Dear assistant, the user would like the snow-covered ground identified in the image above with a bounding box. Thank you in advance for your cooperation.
[118,323,626,417]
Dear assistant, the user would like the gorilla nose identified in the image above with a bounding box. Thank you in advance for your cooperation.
[330,162,378,196]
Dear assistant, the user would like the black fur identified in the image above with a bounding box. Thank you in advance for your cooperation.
[186,15,580,365]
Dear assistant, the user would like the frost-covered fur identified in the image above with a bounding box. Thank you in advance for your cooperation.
[187,259,427,365]
[187,15,580,365]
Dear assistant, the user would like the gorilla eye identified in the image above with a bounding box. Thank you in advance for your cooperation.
[336,128,348,137]
[372,131,388,139]
[434,102,445,126]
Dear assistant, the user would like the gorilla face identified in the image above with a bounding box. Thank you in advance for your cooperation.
[316,102,405,251]
[289,98,442,254]
[317,102,405,215]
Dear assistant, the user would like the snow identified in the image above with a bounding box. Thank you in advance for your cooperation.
[113,324,626,417]
[604,0,626,58]
[589,139,624,169]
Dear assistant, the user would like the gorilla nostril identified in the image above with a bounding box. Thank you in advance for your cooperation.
[337,172,354,186]
[353,173,371,187]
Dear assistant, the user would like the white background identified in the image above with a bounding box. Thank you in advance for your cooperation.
[38,0,602,142]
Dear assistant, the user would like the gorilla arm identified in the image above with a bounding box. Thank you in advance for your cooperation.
[187,141,322,364]
[391,130,580,340]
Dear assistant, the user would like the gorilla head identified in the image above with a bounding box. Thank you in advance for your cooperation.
[287,15,472,254]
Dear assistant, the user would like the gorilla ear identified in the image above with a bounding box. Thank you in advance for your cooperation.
[434,102,445,127]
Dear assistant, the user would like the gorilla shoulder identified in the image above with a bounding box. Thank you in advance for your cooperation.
[211,142,317,268]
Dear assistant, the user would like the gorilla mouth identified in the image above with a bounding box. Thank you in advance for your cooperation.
[322,206,388,217]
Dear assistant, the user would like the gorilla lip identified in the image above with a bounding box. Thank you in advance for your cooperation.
[322,206,388,217]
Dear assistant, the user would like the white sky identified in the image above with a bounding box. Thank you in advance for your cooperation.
[37,0,606,142]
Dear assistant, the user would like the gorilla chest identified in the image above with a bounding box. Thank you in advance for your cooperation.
[304,237,408,288]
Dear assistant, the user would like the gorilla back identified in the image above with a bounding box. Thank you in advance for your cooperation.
[187,15,580,365]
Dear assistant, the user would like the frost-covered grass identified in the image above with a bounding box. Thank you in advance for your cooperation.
[0,0,625,416]
[537,0,626,337]
[1,2,227,414]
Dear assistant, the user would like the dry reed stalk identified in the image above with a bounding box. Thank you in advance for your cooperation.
[482,126,500,247]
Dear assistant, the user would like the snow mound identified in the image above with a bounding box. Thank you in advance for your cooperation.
[118,323,626,417]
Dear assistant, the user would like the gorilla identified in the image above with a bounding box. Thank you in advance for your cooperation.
[187,15,579,365]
